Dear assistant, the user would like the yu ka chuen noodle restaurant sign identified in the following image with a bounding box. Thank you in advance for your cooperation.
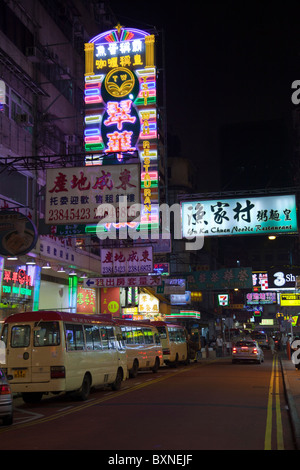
[84,25,158,231]
[181,195,298,238]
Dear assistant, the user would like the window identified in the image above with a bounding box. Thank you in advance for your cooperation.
[154,332,161,345]
[11,325,30,348]
[65,323,84,351]
[34,321,60,347]
[100,326,109,349]
[157,326,167,339]
[107,327,116,349]
[168,327,185,343]
[133,327,144,345]
[123,326,134,345]
[143,328,154,344]
[84,325,101,350]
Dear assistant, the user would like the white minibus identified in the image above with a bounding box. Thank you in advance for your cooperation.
[0,311,127,403]
[116,320,163,377]
[152,321,188,366]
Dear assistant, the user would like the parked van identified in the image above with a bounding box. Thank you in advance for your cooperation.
[0,311,127,403]
[116,320,163,377]
[152,321,188,366]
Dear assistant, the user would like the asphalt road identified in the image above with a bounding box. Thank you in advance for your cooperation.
[0,351,295,454]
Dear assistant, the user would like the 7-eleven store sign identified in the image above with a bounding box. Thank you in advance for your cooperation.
[218,294,229,306]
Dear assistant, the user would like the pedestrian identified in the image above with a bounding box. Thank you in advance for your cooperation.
[216,335,223,357]
[269,335,275,355]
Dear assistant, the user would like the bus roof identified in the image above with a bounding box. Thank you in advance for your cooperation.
[3,311,115,325]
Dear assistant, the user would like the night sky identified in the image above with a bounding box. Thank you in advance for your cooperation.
[110,0,300,191]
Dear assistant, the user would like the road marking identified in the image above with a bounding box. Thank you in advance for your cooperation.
[264,355,284,450]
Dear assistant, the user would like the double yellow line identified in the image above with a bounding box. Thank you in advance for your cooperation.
[264,355,284,450]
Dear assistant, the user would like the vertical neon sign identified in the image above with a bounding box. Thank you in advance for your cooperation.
[84,25,158,230]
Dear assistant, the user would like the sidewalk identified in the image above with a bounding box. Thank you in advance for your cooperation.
[280,353,300,450]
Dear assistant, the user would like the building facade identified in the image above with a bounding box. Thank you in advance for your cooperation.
[0,0,168,321]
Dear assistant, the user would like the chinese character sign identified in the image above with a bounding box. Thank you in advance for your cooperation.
[101,246,153,275]
[100,287,120,316]
[181,195,298,237]
[84,26,158,229]
[77,287,96,314]
[45,164,140,224]
[185,268,253,290]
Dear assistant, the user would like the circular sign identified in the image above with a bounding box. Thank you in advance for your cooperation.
[102,67,139,102]
[104,67,135,98]
[0,210,38,256]
[108,300,120,314]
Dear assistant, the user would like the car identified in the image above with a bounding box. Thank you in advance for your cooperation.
[232,340,264,364]
[0,368,13,425]
[251,332,269,349]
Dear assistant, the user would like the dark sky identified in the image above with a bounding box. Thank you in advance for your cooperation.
[110,0,300,190]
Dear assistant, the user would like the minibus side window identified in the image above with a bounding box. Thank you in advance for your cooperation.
[11,325,30,347]
[133,326,144,345]
[84,325,102,350]
[34,322,60,347]
[143,328,154,344]
[124,327,133,345]
[107,327,116,349]
[100,326,109,349]
[65,324,85,351]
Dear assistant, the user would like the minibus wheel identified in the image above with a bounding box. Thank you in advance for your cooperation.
[152,357,160,373]
[111,368,123,391]
[78,373,91,401]
[129,359,139,378]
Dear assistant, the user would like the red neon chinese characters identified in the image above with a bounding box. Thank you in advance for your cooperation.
[106,130,135,152]
[104,100,136,130]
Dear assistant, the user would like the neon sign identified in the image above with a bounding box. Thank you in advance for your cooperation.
[84,25,158,229]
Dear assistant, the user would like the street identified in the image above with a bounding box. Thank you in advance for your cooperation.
[0,351,295,452]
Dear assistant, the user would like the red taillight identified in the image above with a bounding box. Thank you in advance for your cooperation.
[232,347,237,354]
[253,348,258,354]
[51,366,65,379]
[0,384,11,395]
[163,348,170,355]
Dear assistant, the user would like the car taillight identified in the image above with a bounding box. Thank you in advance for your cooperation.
[163,348,170,355]
[253,348,258,354]
[50,366,65,379]
[0,384,11,395]
[232,347,237,354]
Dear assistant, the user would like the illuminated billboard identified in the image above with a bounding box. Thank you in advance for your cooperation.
[84,25,158,230]
[181,195,298,238]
